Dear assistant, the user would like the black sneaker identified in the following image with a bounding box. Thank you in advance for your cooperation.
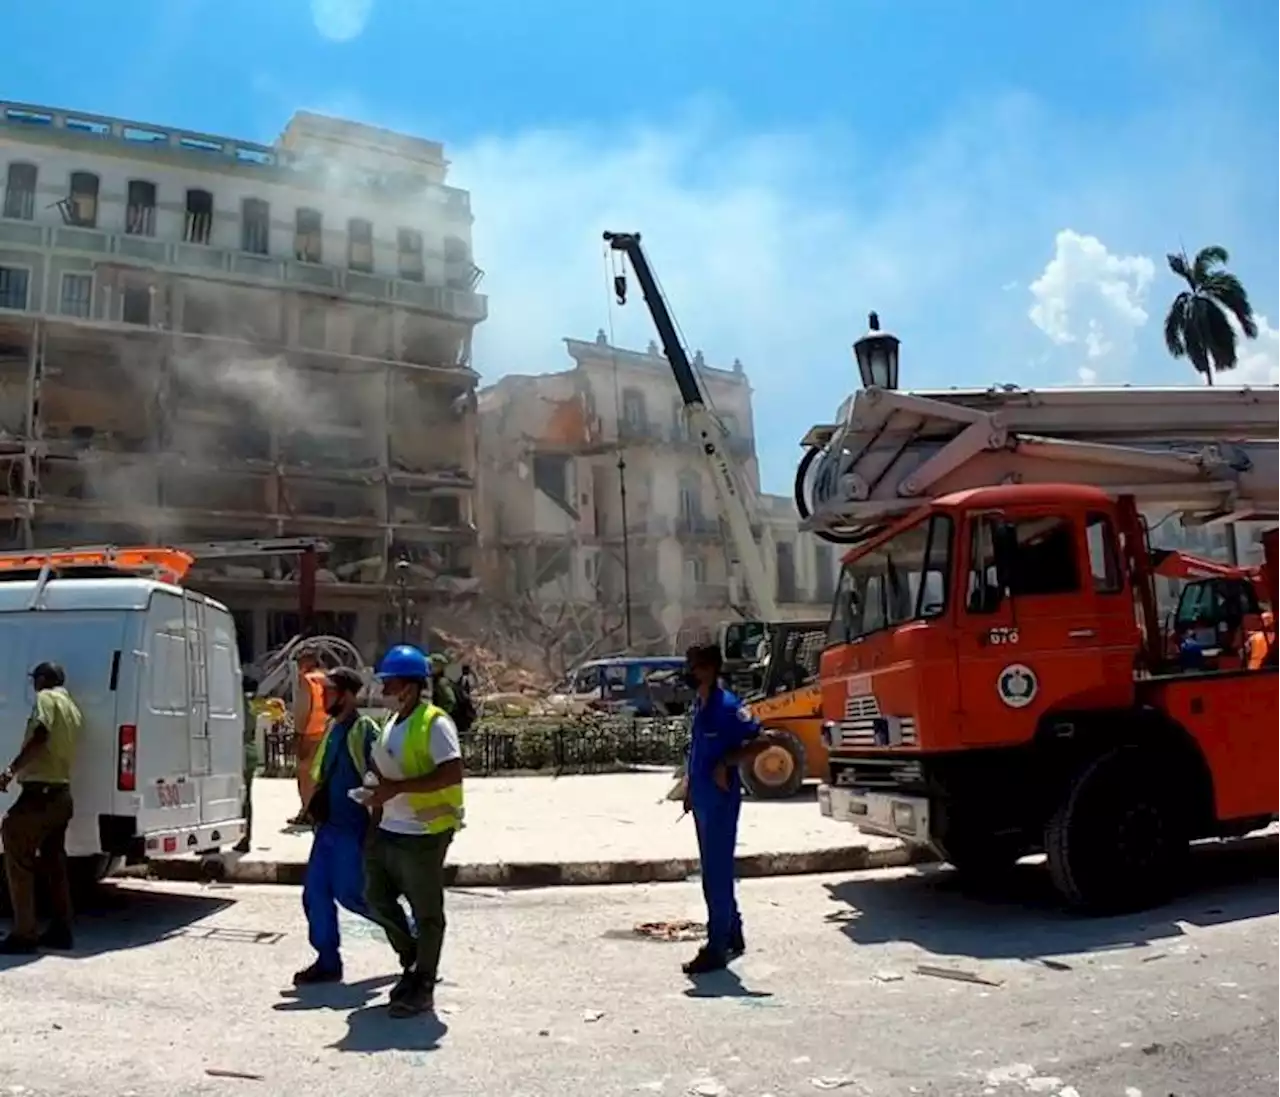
[38,926,74,951]
[727,931,746,960]
[389,964,417,1003]
[292,961,342,986]
[388,973,434,1018]
[0,934,38,956]
[682,946,729,975]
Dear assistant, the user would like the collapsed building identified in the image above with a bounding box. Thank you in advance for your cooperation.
[0,101,485,663]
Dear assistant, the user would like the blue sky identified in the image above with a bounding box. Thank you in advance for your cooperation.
[7,0,1278,493]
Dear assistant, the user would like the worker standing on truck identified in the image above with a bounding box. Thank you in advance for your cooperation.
[680,643,774,976]
[0,663,83,955]
[364,644,465,1018]
[291,651,329,825]
[293,667,381,985]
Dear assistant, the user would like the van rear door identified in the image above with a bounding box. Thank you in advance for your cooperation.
[0,608,129,858]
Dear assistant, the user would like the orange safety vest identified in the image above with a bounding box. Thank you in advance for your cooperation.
[301,670,329,743]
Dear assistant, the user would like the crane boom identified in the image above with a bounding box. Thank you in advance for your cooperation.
[796,383,1279,545]
[603,231,779,621]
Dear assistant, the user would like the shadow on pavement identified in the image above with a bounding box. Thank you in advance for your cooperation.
[331,1005,447,1053]
[274,973,397,1013]
[682,969,774,1000]
[0,880,235,971]
[825,832,1278,961]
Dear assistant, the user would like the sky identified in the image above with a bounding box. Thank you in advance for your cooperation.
[6,0,1278,494]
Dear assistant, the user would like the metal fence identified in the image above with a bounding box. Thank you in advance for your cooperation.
[263,713,690,778]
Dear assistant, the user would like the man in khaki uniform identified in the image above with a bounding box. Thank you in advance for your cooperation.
[0,662,83,954]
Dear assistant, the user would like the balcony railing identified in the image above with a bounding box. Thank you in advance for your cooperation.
[675,514,722,538]
[0,217,488,324]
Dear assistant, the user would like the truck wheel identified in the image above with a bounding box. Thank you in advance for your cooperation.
[1045,747,1188,914]
[742,729,806,800]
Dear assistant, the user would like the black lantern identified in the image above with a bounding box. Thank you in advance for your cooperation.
[853,311,900,390]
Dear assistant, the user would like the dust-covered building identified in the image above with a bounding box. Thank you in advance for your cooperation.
[0,101,485,662]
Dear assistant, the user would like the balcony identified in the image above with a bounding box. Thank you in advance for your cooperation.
[0,218,487,324]
[675,514,723,539]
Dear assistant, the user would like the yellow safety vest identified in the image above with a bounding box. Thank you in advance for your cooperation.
[309,714,378,784]
[384,702,465,835]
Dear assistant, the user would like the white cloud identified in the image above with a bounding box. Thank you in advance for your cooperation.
[1028,230,1156,374]
[1233,314,1280,386]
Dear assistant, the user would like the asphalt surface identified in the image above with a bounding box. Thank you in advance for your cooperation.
[1,836,1275,1097]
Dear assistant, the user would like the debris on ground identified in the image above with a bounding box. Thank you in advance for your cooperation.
[204,1068,263,1081]
[810,1077,861,1091]
[634,920,707,943]
[582,1009,605,1023]
[873,970,905,983]
[914,963,1004,987]
[688,1080,728,1097]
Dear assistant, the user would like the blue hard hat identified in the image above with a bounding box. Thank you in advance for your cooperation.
[376,644,430,680]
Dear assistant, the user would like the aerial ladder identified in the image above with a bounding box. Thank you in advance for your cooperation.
[604,232,831,799]
[794,362,1278,913]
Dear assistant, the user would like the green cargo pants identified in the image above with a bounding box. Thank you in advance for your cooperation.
[363,827,453,984]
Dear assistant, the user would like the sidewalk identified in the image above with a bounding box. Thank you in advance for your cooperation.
[149,774,930,887]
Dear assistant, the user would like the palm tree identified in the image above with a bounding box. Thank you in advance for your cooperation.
[1164,245,1258,385]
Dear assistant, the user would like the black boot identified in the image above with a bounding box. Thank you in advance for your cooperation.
[38,925,74,951]
[292,960,342,985]
[682,946,728,975]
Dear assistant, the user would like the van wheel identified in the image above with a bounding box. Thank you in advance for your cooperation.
[1045,747,1188,914]
[69,855,121,904]
[742,730,806,800]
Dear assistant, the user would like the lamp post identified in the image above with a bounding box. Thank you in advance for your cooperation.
[393,557,415,644]
[853,311,901,390]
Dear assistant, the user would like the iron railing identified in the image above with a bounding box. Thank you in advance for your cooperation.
[263,713,690,778]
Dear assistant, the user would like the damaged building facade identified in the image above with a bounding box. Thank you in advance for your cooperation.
[0,101,485,663]
[477,333,840,660]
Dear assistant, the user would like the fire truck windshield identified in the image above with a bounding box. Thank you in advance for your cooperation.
[827,513,954,645]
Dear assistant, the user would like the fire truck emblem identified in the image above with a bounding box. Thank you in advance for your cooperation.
[997,664,1038,708]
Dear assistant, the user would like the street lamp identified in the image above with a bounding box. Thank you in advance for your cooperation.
[853,311,900,390]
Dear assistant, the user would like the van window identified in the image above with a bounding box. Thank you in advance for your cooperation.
[149,632,188,713]
[209,642,239,716]
[575,665,600,694]
[1085,513,1122,593]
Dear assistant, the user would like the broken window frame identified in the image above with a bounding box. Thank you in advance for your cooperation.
[2,162,37,221]
[396,227,425,282]
[184,188,214,244]
[121,282,153,326]
[348,217,374,273]
[125,179,157,237]
[295,207,323,264]
[67,170,100,228]
[241,197,271,256]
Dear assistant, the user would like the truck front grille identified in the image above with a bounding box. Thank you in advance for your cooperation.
[835,693,919,748]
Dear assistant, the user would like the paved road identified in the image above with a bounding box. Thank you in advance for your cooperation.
[241,774,898,867]
[1,837,1275,1097]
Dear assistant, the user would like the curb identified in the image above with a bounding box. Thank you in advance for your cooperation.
[142,843,939,888]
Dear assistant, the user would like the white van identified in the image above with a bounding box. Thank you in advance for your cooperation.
[0,571,247,883]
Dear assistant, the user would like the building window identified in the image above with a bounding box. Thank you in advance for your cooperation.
[775,541,798,603]
[348,218,374,272]
[0,266,31,311]
[59,273,93,318]
[2,162,37,221]
[185,189,213,244]
[295,207,323,263]
[678,473,701,522]
[241,197,270,255]
[620,387,646,429]
[297,299,327,348]
[397,228,424,282]
[66,171,100,227]
[814,544,835,602]
[121,284,152,326]
[125,179,157,236]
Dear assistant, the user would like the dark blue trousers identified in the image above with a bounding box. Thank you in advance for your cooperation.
[303,824,369,972]
[693,792,743,954]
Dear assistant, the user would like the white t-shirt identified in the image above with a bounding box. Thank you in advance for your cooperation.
[371,707,462,835]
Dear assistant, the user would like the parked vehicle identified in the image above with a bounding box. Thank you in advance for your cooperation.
[547,655,689,717]
[0,547,248,890]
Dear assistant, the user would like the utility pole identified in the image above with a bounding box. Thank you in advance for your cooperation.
[617,451,633,651]
[393,557,415,644]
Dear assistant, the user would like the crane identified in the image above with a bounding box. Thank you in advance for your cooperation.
[603,231,779,623]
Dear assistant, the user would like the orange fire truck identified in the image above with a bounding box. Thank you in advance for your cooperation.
[796,374,1278,912]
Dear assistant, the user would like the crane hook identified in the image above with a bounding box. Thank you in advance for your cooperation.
[613,273,628,306]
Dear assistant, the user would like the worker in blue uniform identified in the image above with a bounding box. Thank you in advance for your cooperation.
[681,643,776,976]
[293,666,381,985]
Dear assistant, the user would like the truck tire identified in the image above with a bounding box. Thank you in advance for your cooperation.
[1045,746,1189,914]
[742,729,806,800]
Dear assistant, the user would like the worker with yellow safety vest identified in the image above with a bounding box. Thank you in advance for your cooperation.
[292,667,381,986]
[364,644,465,1018]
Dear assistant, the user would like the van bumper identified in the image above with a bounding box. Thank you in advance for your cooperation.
[144,818,246,859]
[818,785,934,848]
